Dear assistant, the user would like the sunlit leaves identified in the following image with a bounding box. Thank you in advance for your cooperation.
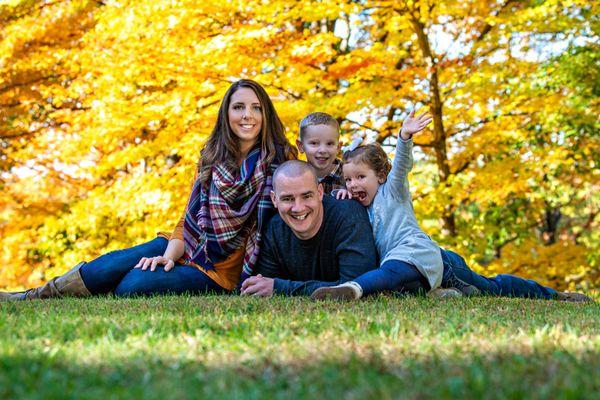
[0,0,597,290]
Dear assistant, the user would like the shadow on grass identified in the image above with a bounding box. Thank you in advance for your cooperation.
[0,349,598,400]
[1,296,598,399]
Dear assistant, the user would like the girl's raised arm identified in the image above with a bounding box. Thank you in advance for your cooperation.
[387,109,432,200]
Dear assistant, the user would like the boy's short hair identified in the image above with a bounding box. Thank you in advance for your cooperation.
[299,112,340,140]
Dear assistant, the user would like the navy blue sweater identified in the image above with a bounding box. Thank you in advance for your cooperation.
[256,196,378,296]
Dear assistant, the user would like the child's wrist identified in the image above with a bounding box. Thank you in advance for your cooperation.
[399,131,412,141]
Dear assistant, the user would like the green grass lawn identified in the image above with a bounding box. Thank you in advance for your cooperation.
[1,295,598,399]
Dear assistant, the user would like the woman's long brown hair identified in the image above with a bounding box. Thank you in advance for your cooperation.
[198,79,297,187]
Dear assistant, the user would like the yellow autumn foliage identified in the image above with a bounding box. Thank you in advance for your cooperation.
[1,0,598,291]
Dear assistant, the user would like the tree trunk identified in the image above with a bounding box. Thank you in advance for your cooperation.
[541,203,561,245]
[409,15,456,236]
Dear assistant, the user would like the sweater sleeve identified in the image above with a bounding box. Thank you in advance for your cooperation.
[170,213,185,241]
[254,224,323,296]
[169,170,199,241]
[255,222,285,279]
[255,222,327,296]
[335,203,378,282]
[271,278,336,296]
[386,137,414,200]
[270,203,377,297]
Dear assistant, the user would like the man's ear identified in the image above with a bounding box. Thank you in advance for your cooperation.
[270,190,278,208]
[296,139,305,154]
[317,183,324,200]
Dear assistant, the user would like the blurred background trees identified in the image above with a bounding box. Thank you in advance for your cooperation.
[1,0,598,290]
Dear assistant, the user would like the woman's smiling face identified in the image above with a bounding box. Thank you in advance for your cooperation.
[228,87,263,153]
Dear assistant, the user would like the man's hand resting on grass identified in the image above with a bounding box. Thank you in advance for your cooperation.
[240,274,274,297]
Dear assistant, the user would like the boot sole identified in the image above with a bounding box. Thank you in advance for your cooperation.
[557,292,594,302]
[311,286,357,301]
[428,288,463,299]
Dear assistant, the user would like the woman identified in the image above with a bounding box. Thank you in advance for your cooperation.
[1,79,297,299]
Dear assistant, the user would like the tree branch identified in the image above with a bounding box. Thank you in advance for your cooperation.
[344,118,380,134]
[0,75,60,95]
[475,0,516,43]
[448,111,529,137]
[452,160,471,175]
[494,221,538,258]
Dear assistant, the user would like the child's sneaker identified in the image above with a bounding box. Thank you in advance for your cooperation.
[427,288,463,299]
[444,275,481,296]
[311,281,363,301]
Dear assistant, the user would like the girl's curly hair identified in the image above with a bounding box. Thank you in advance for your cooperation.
[342,144,391,180]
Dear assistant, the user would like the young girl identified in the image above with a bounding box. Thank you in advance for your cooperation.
[311,110,590,301]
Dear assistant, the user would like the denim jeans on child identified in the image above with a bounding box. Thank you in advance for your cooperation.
[440,249,557,299]
[79,237,225,297]
[353,249,558,299]
[354,259,430,296]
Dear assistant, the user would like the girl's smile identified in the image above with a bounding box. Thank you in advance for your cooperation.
[343,160,385,206]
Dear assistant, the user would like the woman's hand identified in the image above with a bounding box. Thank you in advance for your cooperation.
[335,189,353,200]
[400,109,433,140]
[134,256,175,272]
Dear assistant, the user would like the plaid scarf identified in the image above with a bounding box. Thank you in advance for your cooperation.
[183,146,275,282]
[319,159,345,195]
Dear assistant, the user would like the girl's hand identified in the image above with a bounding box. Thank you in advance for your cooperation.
[400,109,433,140]
[134,256,175,272]
[334,189,353,200]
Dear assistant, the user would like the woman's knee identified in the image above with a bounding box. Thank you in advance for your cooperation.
[96,237,168,264]
[112,266,190,297]
[112,269,153,297]
[112,279,140,297]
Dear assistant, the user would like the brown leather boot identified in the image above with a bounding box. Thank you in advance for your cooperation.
[0,262,91,301]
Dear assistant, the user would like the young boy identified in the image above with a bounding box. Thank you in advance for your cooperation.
[297,112,345,194]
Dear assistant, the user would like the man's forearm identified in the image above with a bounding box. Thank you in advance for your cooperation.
[273,278,343,296]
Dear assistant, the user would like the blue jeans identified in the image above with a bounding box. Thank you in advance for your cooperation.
[79,237,226,297]
[440,249,558,299]
[354,259,429,296]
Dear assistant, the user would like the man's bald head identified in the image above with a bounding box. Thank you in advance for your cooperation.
[272,160,319,193]
[270,160,325,240]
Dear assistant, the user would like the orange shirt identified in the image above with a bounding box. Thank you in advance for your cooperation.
[157,171,244,291]
[156,218,245,292]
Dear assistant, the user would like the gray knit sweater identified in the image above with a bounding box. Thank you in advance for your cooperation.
[367,137,443,290]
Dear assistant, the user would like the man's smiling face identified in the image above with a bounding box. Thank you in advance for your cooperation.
[270,170,324,240]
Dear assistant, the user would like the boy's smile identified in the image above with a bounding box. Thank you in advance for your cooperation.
[297,124,340,179]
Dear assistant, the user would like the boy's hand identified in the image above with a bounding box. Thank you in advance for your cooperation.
[334,189,353,200]
[400,109,433,140]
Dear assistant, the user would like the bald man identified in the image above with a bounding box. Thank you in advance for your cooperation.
[240,160,378,297]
